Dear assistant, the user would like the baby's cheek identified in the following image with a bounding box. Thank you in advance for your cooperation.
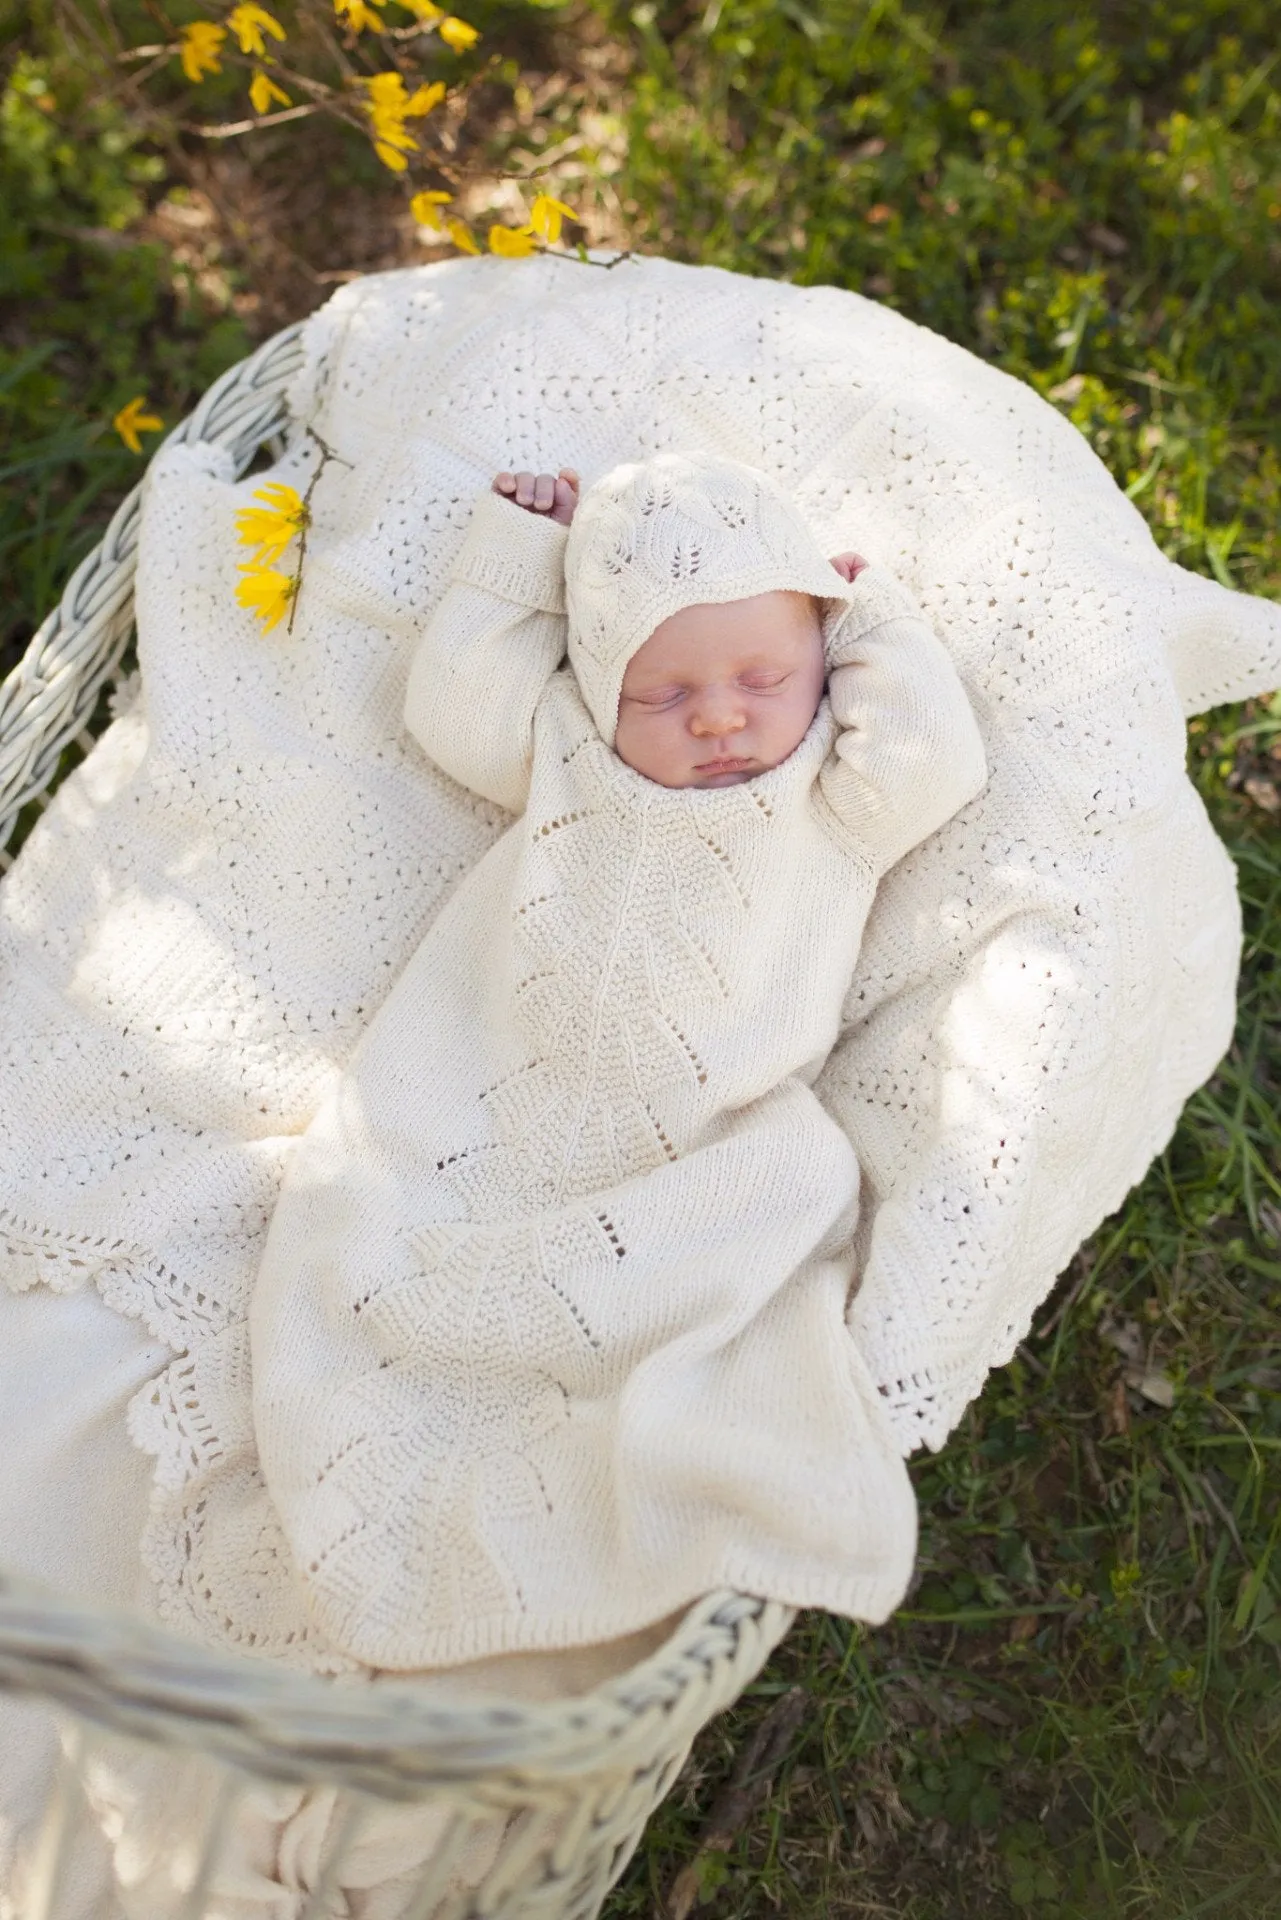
[614,712,662,780]
[768,685,823,757]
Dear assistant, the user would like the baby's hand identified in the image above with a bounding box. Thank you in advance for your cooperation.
[492,468,580,526]
[829,551,869,583]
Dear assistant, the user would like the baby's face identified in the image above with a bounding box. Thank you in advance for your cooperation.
[614,591,826,789]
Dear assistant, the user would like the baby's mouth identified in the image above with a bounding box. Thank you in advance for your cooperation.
[695,755,754,774]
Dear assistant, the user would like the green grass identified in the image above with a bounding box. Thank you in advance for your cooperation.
[3,0,1280,1912]
[578,2,1281,1913]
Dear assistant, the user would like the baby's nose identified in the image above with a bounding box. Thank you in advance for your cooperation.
[689,695,747,737]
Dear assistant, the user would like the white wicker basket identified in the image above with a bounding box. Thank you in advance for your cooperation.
[0,323,795,1918]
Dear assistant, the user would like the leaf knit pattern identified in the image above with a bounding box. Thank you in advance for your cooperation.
[250,513,985,1665]
[1,254,1279,1667]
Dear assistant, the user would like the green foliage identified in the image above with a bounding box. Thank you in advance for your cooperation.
[0,4,249,670]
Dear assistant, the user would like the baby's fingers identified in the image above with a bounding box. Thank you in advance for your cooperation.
[492,467,578,518]
[491,470,540,508]
[551,473,579,525]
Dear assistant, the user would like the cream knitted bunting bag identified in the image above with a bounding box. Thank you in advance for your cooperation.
[244,455,988,1668]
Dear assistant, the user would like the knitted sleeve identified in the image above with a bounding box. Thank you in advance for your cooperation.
[404,491,569,814]
[817,565,988,873]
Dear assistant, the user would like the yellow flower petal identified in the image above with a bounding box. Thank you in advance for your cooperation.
[438,15,479,51]
[178,21,226,82]
[446,218,480,254]
[362,71,427,165]
[488,223,537,258]
[253,481,308,518]
[249,68,292,113]
[397,0,443,18]
[335,0,385,31]
[234,483,309,565]
[364,70,406,106]
[528,193,577,244]
[405,80,445,115]
[227,3,285,55]
[112,396,164,455]
[236,566,298,633]
[410,188,453,231]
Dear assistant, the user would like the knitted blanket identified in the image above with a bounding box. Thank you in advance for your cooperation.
[2,255,1279,1666]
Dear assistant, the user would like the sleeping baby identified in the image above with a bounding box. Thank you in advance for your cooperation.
[249,451,988,1671]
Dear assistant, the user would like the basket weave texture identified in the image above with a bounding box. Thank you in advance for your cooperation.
[0,322,794,1919]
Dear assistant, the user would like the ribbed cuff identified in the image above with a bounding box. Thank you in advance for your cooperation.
[826,565,926,665]
[450,489,570,613]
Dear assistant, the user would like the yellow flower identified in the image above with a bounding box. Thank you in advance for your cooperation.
[362,71,441,169]
[112,396,164,454]
[406,80,445,113]
[410,188,453,231]
[335,0,385,31]
[397,0,443,18]
[364,74,415,161]
[227,3,285,55]
[446,217,479,254]
[234,482,309,565]
[178,21,226,82]
[488,222,536,258]
[438,15,479,51]
[236,565,298,633]
[528,193,576,245]
[249,68,292,112]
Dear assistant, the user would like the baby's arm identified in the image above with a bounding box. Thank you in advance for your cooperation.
[818,566,987,872]
[404,471,578,813]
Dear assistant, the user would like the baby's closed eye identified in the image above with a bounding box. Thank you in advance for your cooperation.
[628,686,687,709]
[627,672,793,709]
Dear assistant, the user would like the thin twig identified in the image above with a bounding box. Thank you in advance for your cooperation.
[660,1687,810,1920]
[183,102,327,138]
[287,429,354,636]
[1032,1253,1095,1341]
[568,245,635,270]
[497,135,587,179]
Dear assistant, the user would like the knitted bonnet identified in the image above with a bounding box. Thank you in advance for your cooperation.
[564,451,859,744]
